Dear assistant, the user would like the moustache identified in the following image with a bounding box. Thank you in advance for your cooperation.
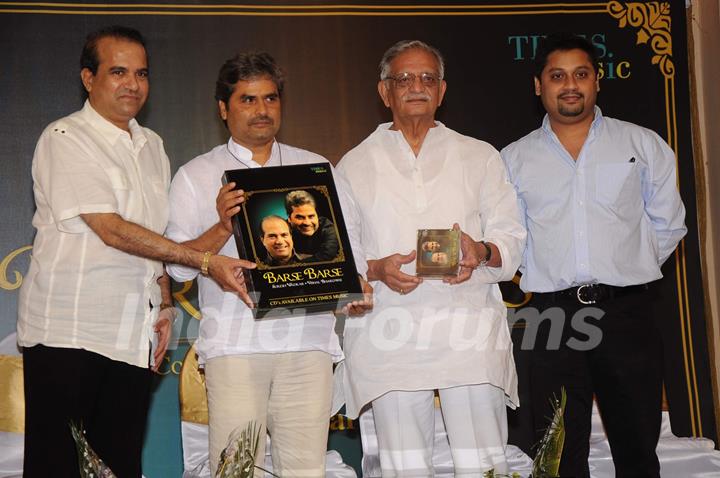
[559,91,583,99]
[403,93,431,102]
[249,116,274,126]
[117,91,141,99]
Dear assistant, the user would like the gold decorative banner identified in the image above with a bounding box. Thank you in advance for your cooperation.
[174,280,202,320]
[0,245,31,291]
[0,1,608,16]
[179,345,208,425]
[0,355,24,433]
[608,1,673,78]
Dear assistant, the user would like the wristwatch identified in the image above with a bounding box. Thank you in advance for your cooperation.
[479,241,492,267]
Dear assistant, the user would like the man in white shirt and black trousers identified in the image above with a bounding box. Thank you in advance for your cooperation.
[18,26,253,478]
[502,33,686,478]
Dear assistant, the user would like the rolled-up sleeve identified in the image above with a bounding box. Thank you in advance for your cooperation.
[33,125,118,233]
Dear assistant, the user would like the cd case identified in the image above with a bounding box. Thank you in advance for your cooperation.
[415,229,460,278]
[223,162,361,317]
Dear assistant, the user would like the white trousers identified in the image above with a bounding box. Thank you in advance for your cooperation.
[372,384,508,477]
[205,351,333,477]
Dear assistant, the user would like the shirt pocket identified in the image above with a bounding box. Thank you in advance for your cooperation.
[105,166,132,217]
[595,163,638,206]
[106,166,130,190]
[147,178,169,233]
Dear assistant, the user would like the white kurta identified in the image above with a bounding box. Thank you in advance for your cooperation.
[166,140,367,363]
[334,122,526,418]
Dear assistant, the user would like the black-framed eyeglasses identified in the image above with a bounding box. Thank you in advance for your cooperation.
[384,72,441,89]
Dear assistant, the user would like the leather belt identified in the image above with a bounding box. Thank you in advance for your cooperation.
[537,283,648,305]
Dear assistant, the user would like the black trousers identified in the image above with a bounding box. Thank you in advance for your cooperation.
[528,287,662,478]
[22,344,153,478]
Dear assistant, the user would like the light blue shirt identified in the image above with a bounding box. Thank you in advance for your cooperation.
[501,107,686,292]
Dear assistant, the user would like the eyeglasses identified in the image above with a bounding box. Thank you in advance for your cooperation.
[384,72,441,89]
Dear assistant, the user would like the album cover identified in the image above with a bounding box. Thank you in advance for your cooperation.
[415,229,460,278]
[223,163,361,317]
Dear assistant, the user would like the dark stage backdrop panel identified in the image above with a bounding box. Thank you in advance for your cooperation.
[0,1,713,475]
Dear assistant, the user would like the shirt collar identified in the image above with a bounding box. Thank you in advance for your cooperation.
[377,120,445,145]
[227,137,280,168]
[81,99,147,150]
[378,120,444,132]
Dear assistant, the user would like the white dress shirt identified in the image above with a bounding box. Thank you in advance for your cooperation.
[501,107,687,292]
[334,122,526,418]
[166,139,367,363]
[18,101,170,367]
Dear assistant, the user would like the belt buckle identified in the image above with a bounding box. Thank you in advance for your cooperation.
[576,284,597,305]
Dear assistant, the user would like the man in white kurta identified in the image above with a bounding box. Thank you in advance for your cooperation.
[166,52,370,477]
[335,40,525,476]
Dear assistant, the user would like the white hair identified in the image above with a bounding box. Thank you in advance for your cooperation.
[379,40,445,80]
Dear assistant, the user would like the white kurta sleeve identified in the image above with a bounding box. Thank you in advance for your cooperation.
[332,165,368,279]
[165,167,202,282]
[474,151,526,283]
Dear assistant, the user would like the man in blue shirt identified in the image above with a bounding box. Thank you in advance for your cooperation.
[502,33,686,478]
